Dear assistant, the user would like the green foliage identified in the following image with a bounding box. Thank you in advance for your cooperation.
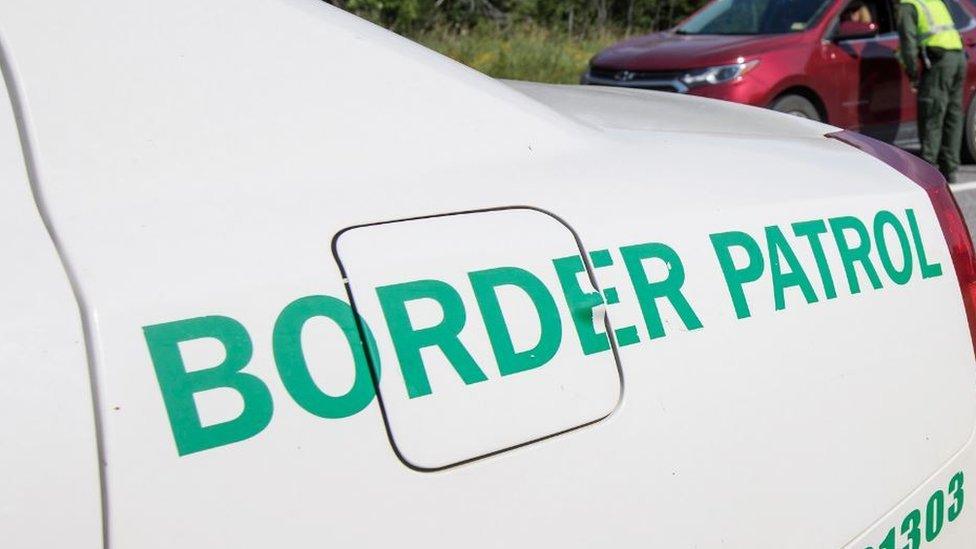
[414,22,624,83]
[328,0,707,36]
[327,0,710,84]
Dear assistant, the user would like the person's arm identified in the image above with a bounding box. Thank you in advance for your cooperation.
[898,3,920,85]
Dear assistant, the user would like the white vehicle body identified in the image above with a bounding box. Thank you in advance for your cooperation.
[1,1,976,547]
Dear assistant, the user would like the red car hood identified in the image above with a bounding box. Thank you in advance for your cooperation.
[591,32,803,71]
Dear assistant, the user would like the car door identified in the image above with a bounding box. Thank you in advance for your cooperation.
[949,0,976,131]
[829,0,910,140]
[859,34,913,137]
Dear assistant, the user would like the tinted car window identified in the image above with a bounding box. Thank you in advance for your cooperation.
[678,0,833,34]
[837,0,895,34]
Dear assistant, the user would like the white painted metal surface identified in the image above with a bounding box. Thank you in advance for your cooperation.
[0,56,102,548]
[0,0,975,547]
[336,208,622,469]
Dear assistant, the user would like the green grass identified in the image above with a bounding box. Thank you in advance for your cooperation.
[411,23,627,84]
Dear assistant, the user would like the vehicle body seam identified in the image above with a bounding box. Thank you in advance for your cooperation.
[0,34,110,549]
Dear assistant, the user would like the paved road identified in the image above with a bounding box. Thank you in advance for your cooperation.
[957,163,976,183]
[953,166,976,240]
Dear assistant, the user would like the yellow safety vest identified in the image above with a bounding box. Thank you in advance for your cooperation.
[901,0,963,50]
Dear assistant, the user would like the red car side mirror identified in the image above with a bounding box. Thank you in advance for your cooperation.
[835,21,879,41]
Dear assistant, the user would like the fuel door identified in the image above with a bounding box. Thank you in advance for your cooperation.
[334,207,623,470]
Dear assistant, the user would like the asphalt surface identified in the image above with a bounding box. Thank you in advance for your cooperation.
[952,167,976,240]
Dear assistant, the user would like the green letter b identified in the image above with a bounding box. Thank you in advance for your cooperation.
[144,316,273,456]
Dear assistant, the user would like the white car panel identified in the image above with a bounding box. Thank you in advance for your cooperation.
[506,79,835,135]
[0,0,975,547]
[0,53,102,548]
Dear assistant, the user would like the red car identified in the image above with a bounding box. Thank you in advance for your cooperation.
[584,0,976,158]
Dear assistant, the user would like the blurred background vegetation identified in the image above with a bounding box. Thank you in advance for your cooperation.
[326,0,709,83]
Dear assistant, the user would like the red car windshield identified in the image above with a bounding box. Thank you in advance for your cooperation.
[677,0,833,34]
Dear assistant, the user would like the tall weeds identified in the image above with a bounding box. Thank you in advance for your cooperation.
[412,22,628,83]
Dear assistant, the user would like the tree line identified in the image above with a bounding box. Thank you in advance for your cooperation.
[327,0,709,36]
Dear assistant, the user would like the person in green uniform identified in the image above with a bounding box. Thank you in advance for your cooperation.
[898,0,965,182]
